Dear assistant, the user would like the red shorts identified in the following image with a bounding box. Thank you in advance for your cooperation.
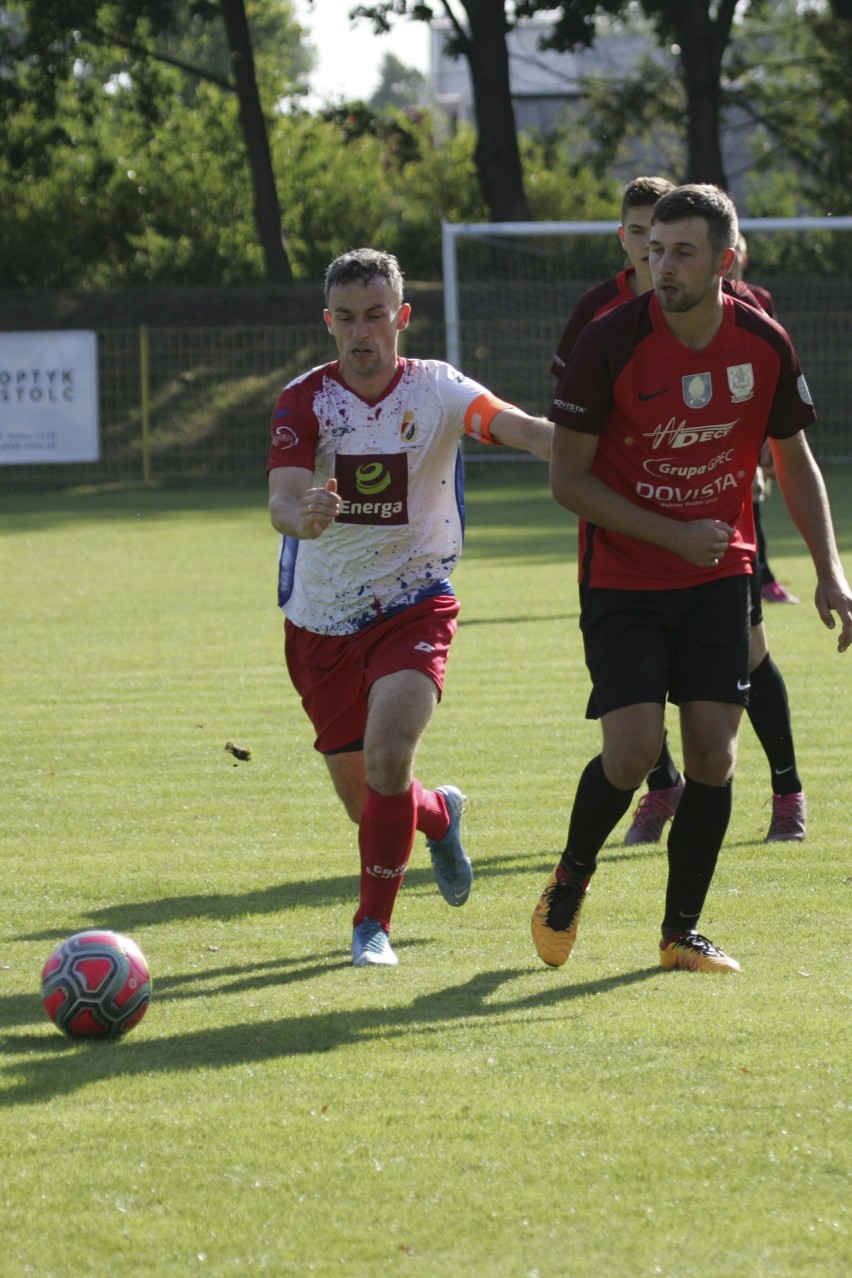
[284,594,461,753]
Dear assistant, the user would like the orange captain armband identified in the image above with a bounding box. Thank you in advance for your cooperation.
[463,392,516,445]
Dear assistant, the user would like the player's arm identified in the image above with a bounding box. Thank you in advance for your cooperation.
[461,390,552,460]
[550,425,733,568]
[268,466,341,540]
[489,408,553,461]
[769,431,852,651]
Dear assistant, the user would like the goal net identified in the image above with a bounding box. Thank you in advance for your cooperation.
[442,217,852,464]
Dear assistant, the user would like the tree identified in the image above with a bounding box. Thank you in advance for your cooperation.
[349,1,753,218]
[354,1,532,221]
[726,0,852,215]
[0,0,306,280]
[546,0,747,188]
[370,53,431,111]
[220,0,292,279]
[272,105,489,278]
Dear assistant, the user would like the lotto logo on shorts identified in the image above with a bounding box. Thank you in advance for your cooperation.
[335,452,409,526]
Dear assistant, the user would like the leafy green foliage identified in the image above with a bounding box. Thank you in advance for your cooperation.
[0,0,308,285]
[272,106,488,279]
[729,0,852,218]
[369,51,432,111]
[2,1,852,284]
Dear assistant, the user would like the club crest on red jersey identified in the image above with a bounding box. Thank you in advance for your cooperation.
[727,362,755,404]
[682,373,713,409]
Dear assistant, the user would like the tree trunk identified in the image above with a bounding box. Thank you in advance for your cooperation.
[219,0,292,281]
[673,0,738,189]
[461,0,530,222]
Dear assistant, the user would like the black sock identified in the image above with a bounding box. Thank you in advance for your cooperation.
[661,775,732,936]
[560,755,634,882]
[646,729,681,791]
[747,653,801,796]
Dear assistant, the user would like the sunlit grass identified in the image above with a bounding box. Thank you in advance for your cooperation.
[1,468,849,1276]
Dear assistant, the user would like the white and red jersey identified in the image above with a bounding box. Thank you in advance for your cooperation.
[267,357,512,634]
[550,291,816,591]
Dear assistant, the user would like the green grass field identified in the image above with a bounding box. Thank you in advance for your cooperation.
[1,467,850,1277]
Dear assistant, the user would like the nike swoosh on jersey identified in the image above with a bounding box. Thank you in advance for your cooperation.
[638,389,669,401]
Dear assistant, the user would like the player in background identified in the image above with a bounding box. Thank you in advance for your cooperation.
[267,248,552,967]
[550,175,676,383]
[533,184,852,975]
[733,232,801,606]
[552,180,809,847]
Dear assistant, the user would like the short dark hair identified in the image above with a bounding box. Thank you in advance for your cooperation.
[651,184,738,255]
[620,175,675,222]
[324,248,405,307]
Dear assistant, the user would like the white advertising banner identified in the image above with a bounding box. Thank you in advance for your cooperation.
[0,331,100,464]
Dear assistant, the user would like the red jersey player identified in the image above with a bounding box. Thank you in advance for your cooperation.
[532,184,852,976]
[552,180,810,848]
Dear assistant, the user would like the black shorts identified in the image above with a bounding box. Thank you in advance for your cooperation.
[581,576,752,720]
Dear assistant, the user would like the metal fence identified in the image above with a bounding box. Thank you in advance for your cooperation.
[0,290,849,490]
[453,275,852,465]
[0,319,444,489]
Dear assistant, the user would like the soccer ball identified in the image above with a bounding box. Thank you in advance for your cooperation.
[41,929,152,1039]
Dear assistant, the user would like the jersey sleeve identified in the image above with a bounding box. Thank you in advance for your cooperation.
[549,319,616,435]
[735,306,817,439]
[266,374,322,473]
[433,362,516,446]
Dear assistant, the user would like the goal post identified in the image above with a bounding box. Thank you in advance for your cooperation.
[442,216,852,463]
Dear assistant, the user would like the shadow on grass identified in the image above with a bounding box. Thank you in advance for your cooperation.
[17,822,764,948]
[16,834,675,946]
[16,862,487,942]
[14,828,758,957]
[0,963,661,1107]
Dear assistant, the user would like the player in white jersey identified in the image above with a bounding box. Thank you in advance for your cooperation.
[272,358,510,635]
[267,248,552,967]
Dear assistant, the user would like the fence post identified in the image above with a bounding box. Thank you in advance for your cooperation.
[139,325,152,485]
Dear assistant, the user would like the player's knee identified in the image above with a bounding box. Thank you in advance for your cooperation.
[363,744,412,797]
[684,743,736,786]
[602,747,659,792]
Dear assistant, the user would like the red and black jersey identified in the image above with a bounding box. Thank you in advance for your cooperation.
[724,276,775,317]
[550,268,637,379]
[550,291,816,591]
[552,272,771,382]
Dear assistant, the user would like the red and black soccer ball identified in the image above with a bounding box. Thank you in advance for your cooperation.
[41,930,152,1039]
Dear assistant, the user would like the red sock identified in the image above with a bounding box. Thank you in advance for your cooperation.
[411,778,450,841]
[355,785,417,928]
